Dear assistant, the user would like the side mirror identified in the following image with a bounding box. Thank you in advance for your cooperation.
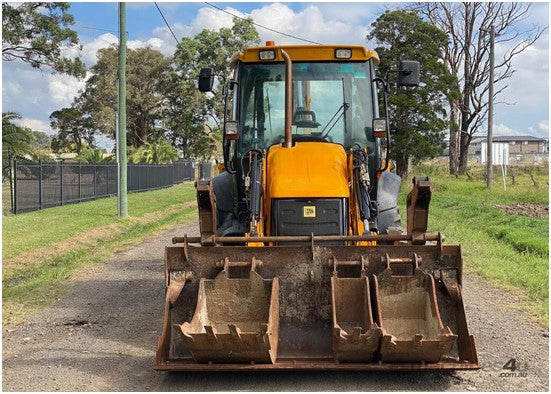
[224,120,239,140]
[372,118,388,138]
[198,67,215,92]
[398,60,420,87]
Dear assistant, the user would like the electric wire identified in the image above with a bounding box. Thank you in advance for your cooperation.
[75,24,118,33]
[204,2,323,45]
[154,2,179,44]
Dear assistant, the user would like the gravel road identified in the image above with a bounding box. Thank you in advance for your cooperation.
[2,222,549,391]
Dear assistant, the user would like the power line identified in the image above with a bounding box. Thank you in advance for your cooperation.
[154,2,179,44]
[204,2,323,45]
[75,23,118,34]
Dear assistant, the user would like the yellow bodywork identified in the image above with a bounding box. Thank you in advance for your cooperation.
[266,142,349,199]
[263,142,349,237]
[232,44,379,65]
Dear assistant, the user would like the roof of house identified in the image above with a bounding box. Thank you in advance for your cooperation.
[493,135,547,142]
[471,135,548,143]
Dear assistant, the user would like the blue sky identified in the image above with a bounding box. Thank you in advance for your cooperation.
[2,2,549,149]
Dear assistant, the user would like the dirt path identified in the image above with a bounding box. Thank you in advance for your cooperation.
[2,222,549,391]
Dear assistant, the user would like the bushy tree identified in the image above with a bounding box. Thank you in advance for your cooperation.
[82,46,172,147]
[167,17,260,159]
[2,2,85,77]
[75,146,114,163]
[414,3,546,174]
[2,112,34,163]
[50,105,95,153]
[129,141,178,164]
[367,10,459,177]
[30,130,52,150]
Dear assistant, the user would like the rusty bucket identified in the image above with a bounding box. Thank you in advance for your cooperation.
[331,257,382,362]
[176,258,280,363]
[373,254,457,363]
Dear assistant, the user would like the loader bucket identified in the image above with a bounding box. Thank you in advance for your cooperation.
[176,258,279,363]
[374,254,457,363]
[331,257,382,362]
[156,240,479,371]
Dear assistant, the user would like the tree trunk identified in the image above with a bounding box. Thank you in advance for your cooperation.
[458,128,470,174]
[395,153,409,179]
[458,2,473,175]
[448,100,460,174]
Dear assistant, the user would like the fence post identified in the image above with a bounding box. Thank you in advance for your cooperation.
[38,159,43,210]
[8,149,13,214]
[78,163,82,202]
[13,158,17,214]
[60,159,64,206]
[93,164,97,199]
[106,164,109,195]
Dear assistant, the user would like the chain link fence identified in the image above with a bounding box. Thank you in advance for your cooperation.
[8,160,210,214]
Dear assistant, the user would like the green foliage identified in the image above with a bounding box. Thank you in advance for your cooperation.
[2,2,85,77]
[399,163,549,326]
[50,106,95,153]
[368,10,459,177]
[2,112,34,161]
[129,141,179,164]
[30,130,52,150]
[167,17,260,159]
[82,46,172,147]
[75,146,114,163]
[48,18,260,160]
[2,112,58,174]
[2,182,196,324]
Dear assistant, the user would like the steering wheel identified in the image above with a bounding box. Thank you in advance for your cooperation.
[293,109,321,128]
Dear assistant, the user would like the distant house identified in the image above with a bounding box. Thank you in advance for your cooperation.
[490,136,548,154]
[442,135,548,157]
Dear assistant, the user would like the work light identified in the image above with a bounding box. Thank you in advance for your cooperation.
[259,50,276,60]
[335,48,352,59]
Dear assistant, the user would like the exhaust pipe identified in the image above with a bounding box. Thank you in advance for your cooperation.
[281,49,292,148]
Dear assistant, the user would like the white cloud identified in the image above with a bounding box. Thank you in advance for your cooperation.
[528,120,550,138]
[2,80,22,96]
[2,2,548,151]
[492,123,548,138]
[193,6,246,33]
[48,73,86,105]
[81,33,118,66]
[18,118,53,135]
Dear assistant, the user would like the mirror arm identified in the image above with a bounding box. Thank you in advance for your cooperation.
[222,82,237,174]
[372,77,391,174]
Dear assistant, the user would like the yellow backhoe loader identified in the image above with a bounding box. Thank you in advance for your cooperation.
[155,42,478,371]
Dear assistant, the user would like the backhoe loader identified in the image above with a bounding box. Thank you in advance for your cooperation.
[155,42,478,371]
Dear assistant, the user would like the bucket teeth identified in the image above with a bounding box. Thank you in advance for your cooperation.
[178,266,279,364]
[157,245,477,370]
[374,255,458,363]
[331,270,381,362]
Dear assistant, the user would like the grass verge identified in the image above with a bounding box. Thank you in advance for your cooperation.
[400,164,549,327]
[2,182,197,325]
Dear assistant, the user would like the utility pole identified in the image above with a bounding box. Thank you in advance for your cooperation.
[117,2,128,217]
[485,25,495,189]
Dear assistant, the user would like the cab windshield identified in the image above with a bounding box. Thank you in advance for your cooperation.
[237,61,375,153]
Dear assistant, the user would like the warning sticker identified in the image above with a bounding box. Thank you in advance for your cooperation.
[303,206,316,218]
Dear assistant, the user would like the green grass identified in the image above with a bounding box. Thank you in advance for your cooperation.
[3,182,195,261]
[2,182,197,324]
[3,183,12,216]
[400,164,549,326]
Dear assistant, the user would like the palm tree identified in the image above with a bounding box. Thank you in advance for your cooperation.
[130,142,178,164]
[75,147,115,163]
[2,112,34,159]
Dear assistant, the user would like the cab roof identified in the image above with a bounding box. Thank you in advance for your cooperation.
[232,44,380,65]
